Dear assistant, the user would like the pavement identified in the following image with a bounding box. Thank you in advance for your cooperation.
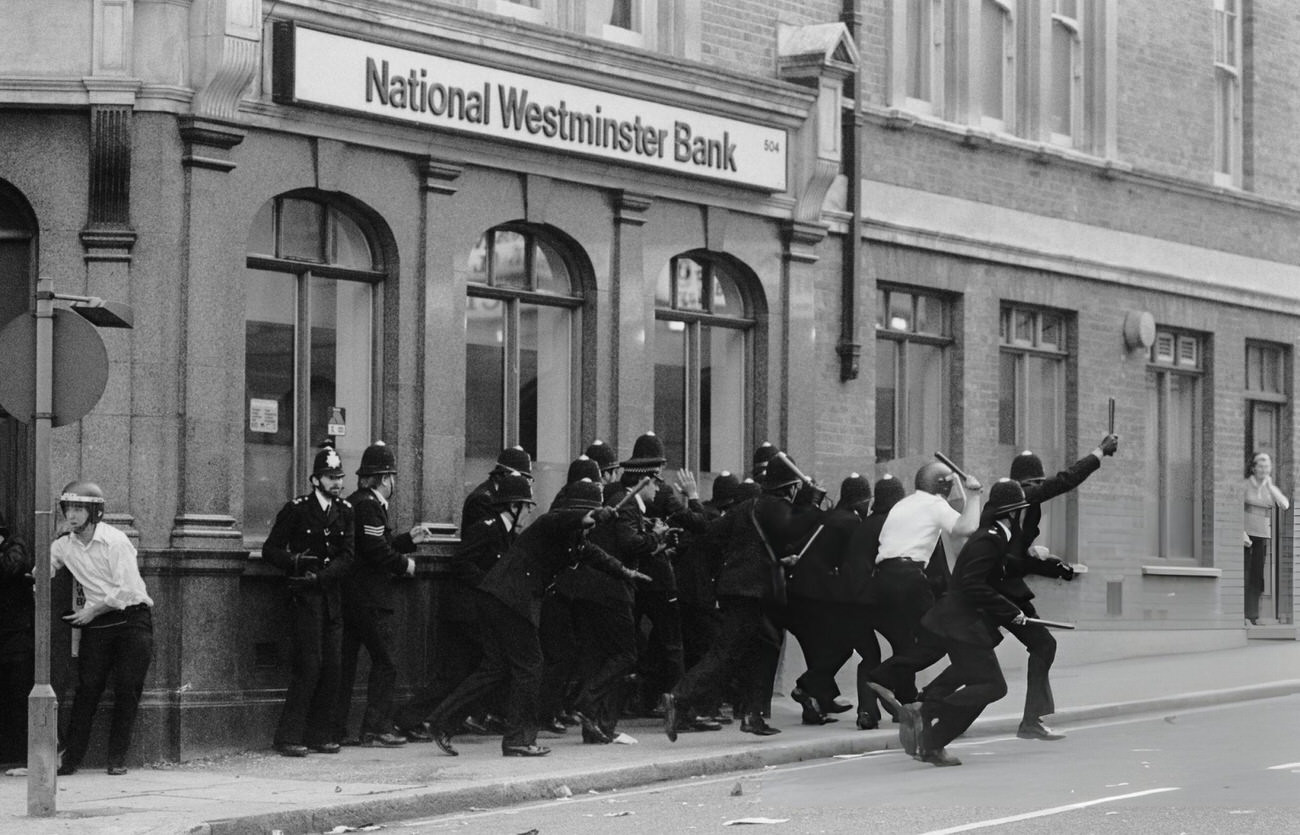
[4,639,1299,835]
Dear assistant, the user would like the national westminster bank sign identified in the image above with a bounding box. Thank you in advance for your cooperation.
[272,24,788,192]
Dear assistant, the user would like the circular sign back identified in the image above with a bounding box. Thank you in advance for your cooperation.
[0,310,111,427]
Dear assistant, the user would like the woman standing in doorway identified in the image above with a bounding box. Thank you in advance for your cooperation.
[1243,452,1290,625]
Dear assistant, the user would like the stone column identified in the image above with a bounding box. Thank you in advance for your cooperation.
[611,191,653,452]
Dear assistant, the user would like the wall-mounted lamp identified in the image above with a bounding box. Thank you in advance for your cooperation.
[1123,310,1155,351]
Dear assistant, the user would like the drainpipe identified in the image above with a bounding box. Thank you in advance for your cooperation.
[837,0,864,382]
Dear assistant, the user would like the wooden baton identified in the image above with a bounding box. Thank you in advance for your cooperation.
[933,451,970,481]
[773,450,814,485]
[610,476,653,512]
[784,524,825,566]
[1024,617,1076,630]
[1108,397,1116,435]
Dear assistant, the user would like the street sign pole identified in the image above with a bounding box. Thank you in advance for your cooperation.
[28,277,58,816]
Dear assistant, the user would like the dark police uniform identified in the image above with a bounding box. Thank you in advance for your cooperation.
[335,486,417,742]
[263,491,354,750]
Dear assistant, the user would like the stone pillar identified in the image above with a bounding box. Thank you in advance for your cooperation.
[611,191,653,453]
[419,159,466,524]
[780,220,827,463]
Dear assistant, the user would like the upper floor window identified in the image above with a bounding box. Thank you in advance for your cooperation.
[1049,0,1083,146]
[876,286,952,464]
[654,254,755,477]
[464,224,585,509]
[1145,328,1206,562]
[901,0,945,114]
[979,0,1016,130]
[485,0,551,25]
[1246,341,1285,399]
[244,195,383,542]
[1213,0,1243,187]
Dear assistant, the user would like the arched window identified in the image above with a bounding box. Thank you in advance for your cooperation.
[464,224,584,507]
[654,253,754,476]
[0,180,36,543]
[244,194,385,541]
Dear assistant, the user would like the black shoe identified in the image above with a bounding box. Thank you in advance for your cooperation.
[433,731,458,756]
[462,715,491,735]
[542,718,568,735]
[866,681,903,721]
[855,712,879,731]
[801,708,835,726]
[685,715,723,732]
[740,714,781,736]
[399,723,434,743]
[558,712,581,727]
[662,693,679,743]
[824,697,854,714]
[362,731,407,747]
[573,710,611,744]
[275,743,310,758]
[106,766,128,776]
[339,736,363,747]
[920,747,962,767]
[790,686,819,713]
[308,742,341,754]
[502,744,550,757]
[1017,719,1066,741]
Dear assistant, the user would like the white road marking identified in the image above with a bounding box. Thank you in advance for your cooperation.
[916,787,1181,835]
[1266,762,1300,770]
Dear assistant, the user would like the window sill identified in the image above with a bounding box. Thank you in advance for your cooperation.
[1140,564,1222,578]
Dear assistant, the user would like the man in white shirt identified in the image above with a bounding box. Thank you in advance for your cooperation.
[50,481,153,776]
[864,461,982,715]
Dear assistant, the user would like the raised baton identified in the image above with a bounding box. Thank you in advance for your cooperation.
[784,524,825,566]
[933,451,970,481]
[610,476,653,512]
[772,450,815,485]
[1024,617,1076,630]
[1108,397,1116,435]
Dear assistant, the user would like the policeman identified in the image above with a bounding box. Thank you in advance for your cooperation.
[50,481,153,775]
[1005,434,1118,741]
[665,453,813,740]
[335,441,433,747]
[907,479,1033,767]
[462,446,533,531]
[262,443,355,757]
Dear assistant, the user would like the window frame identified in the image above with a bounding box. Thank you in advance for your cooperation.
[875,285,954,464]
[464,223,585,461]
[1048,1,1084,147]
[1146,327,1207,564]
[891,0,946,116]
[978,0,1017,132]
[243,194,386,545]
[1212,0,1243,187]
[654,254,756,476]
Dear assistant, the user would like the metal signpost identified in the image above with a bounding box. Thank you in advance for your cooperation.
[0,277,132,816]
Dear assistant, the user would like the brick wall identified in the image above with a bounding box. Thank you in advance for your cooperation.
[700,0,845,76]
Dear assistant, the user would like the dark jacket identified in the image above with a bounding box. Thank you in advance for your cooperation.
[922,523,1022,648]
[671,501,724,610]
[460,476,498,532]
[786,507,862,603]
[343,488,416,611]
[479,509,629,626]
[711,495,814,604]
[1001,453,1100,602]
[0,534,34,661]
[441,513,515,622]
[572,482,660,607]
[262,492,355,590]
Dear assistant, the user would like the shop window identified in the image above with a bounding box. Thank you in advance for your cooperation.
[1213,0,1243,187]
[243,195,383,543]
[654,254,754,477]
[876,286,952,465]
[1144,328,1206,562]
[999,305,1070,555]
[465,224,583,509]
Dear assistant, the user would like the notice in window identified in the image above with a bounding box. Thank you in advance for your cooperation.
[249,398,279,434]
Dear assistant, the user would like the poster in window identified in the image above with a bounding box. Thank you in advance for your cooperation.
[249,398,279,434]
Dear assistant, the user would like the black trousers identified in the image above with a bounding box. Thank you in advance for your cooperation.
[0,651,33,764]
[427,595,541,750]
[679,604,720,713]
[395,616,483,731]
[276,590,342,748]
[538,589,580,723]
[787,597,856,709]
[867,559,945,702]
[920,639,1007,751]
[1003,601,1056,721]
[634,588,685,706]
[336,603,398,738]
[572,599,637,735]
[673,596,781,718]
[1245,537,1268,621]
[61,605,153,769]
